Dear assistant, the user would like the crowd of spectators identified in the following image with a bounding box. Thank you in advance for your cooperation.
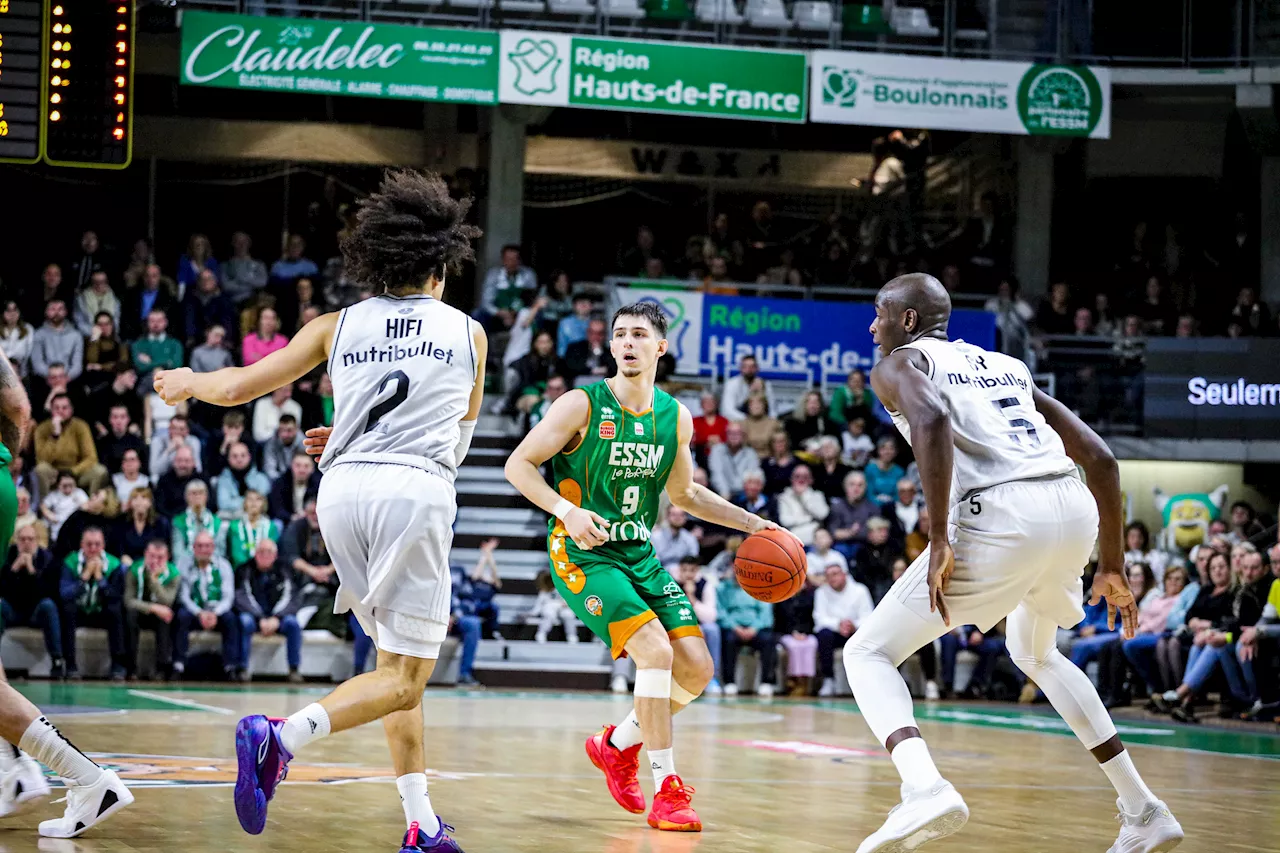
[607,183,1011,299]
[0,227,406,682]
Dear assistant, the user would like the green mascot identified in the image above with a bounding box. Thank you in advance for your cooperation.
[1153,485,1229,554]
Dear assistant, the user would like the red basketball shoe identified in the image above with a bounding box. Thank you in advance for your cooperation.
[647,776,701,832]
[585,725,645,814]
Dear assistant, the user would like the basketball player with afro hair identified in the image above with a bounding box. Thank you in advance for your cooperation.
[156,170,486,852]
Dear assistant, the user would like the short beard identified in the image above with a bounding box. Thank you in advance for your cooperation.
[619,364,644,378]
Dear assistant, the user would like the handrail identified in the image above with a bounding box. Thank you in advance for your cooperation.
[603,276,992,308]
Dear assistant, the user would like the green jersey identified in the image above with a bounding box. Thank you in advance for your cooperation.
[0,443,13,556]
[548,381,680,565]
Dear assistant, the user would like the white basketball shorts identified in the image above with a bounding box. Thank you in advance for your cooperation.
[889,473,1099,635]
[316,461,456,660]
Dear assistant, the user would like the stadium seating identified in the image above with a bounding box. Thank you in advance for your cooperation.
[793,1,836,31]
[745,0,792,29]
[547,0,598,13]
[890,5,940,36]
[601,0,648,18]
[695,0,745,24]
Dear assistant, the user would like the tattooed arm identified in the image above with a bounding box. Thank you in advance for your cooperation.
[0,357,32,454]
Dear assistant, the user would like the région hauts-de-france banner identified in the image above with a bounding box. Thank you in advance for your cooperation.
[620,287,996,382]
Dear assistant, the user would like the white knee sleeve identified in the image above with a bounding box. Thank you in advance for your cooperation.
[634,668,673,699]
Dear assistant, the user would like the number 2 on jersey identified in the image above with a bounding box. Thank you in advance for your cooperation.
[620,485,640,515]
[363,369,410,434]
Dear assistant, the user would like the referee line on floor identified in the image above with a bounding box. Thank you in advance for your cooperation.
[127,690,237,715]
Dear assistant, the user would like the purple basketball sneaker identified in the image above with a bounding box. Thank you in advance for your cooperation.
[399,820,463,852]
[234,715,293,834]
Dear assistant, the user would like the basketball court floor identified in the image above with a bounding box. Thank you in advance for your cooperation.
[1,683,1275,853]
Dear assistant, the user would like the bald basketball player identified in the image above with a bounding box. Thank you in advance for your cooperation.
[841,274,1183,853]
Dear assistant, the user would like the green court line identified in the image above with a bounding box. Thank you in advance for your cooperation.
[17,683,1277,759]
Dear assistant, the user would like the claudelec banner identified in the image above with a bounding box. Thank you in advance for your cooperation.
[179,11,499,104]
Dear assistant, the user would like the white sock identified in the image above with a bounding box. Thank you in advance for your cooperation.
[648,747,675,786]
[1100,750,1157,814]
[18,717,102,787]
[396,772,440,837]
[890,738,942,791]
[280,703,331,755]
[608,711,644,751]
[0,742,20,774]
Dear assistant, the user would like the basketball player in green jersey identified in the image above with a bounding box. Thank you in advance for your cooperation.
[0,357,134,837]
[505,301,796,833]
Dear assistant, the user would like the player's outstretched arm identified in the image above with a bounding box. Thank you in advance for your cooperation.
[154,312,339,408]
[0,356,32,454]
[503,389,609,550]
[871,350,955,622]
[1033,387,1136,637]
[666,403,777,536]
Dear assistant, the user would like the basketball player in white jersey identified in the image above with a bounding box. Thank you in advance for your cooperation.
[154,171,484,853]
[843,274,1183,853]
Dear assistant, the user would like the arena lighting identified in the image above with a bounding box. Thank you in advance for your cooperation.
[43,0,134,168]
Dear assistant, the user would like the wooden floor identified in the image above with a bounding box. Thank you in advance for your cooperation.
[2,683,1276,853]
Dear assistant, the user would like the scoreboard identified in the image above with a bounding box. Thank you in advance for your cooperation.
[0,0,133,169]
[0,0,43,163]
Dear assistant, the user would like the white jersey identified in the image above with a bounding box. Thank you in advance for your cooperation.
[319,293,476,477]
[887,337,1076,501]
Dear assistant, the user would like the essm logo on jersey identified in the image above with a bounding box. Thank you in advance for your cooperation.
[608,442,665,480]
[599,421,617,440]
[585,595,604,616]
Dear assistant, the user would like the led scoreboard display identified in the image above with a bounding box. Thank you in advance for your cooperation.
[0,0,44,163]
[45,1,134,168]
[0,0,133,168]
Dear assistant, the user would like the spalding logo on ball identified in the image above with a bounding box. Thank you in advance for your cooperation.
[734,529,807,603]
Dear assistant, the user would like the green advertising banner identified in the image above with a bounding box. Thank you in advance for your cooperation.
[497,31,807,122]
[179,11,499,104]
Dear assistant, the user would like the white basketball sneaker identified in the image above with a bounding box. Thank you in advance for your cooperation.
[1106,799,1184,853]
[37,769,134,838]
[855,780,969,853]
[0,754,50,817]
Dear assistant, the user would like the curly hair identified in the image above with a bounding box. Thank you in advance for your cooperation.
[340,170,482,292]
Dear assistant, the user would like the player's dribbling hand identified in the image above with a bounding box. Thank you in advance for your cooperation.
[564,507,610,550]
[746,515,806,551]
[153,367,195,405]
[303,426,332,457]
[1089,563,1138,640]
[928,543,956,626]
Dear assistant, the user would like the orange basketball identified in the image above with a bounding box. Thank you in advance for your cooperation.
[734,528,807,603]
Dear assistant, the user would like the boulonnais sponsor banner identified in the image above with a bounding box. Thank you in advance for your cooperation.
[810,50,1109,138]
[499,31,807,122]
[179,11,499,104]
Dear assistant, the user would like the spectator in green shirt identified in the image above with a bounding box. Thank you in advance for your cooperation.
[828,368,877,428]
[58,526,126,680]
[131,309,184,394]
